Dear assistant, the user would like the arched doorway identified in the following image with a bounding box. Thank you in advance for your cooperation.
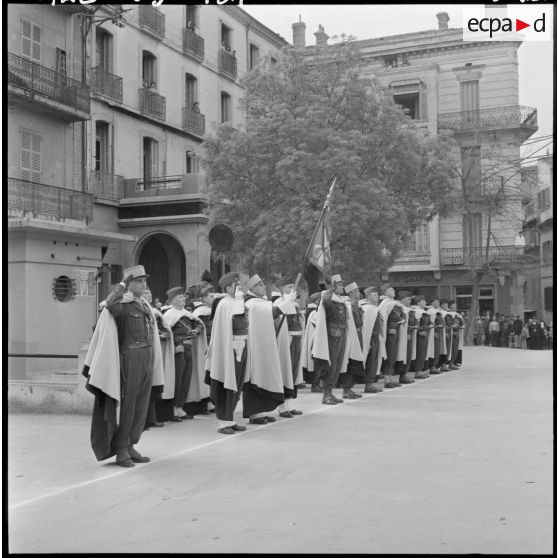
[138,233,185,303]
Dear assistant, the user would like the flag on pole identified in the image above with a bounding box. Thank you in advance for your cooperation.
[308,206,331,275]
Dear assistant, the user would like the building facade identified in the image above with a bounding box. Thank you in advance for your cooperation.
[294,12,539,317]
[522,154,554,323]
[7,4,287,380]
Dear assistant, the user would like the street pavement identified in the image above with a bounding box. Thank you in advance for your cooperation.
[7,346,554,554]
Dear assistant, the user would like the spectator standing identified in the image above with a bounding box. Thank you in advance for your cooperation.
[488,316,500,347]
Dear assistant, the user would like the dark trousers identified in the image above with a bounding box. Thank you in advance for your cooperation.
[341,358,364,389]
[210,346,247,422]
[173,345,193,407]
[319,333,346,390]
[430,331,442,371]
[451,333,459,363]
[490,331,498,347]
[381,329,400,375]
[399,335,413,375]
[113,347,153,454]
[290,336,302,388]
[413,332,428,373]
[364,336,380,384]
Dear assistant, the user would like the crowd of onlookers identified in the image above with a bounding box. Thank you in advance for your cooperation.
[470,313,553,350]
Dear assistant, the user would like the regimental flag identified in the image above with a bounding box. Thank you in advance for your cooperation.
[308,207,331,276]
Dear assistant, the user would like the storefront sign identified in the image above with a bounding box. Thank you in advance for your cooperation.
[390,272,434,286]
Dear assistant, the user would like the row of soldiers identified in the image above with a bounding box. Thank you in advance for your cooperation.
[83,265,464,468]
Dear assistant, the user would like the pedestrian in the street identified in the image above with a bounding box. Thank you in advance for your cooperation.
[360,286,384,393]
[82,265,164,468]
[204,272,249,434]
[378,283,406,388]
[242,274,292,423]
[339,282,365,399]
[488,316,500,347]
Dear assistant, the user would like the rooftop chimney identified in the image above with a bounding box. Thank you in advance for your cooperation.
[436,12,449,30]
[314,24,329,47]
[292,17,306,49]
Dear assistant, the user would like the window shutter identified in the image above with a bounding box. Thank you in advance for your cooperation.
[22,20,41,62]
[21,129,41,183]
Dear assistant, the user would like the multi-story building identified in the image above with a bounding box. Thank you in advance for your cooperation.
[294,11,539,317]
[521,154,554,323]
[7,4,287,380]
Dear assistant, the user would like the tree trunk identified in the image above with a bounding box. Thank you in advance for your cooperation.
[465,270,482,346]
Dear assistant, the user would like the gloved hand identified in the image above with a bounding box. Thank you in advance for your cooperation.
[175,344,185,353]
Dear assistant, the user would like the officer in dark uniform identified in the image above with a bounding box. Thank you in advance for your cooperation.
[341,282,364,399]
[105,265,157,467]
[397,291,416,384]
[412,294,432,379]
[315,274,348,405]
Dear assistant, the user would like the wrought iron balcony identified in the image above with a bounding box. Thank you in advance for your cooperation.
[183,107,205,137]
[438,106,537,132]
[440,246,538,267]
[90,67,123,103]
[183,28,205,61]
[89,171,124,199]
[219,49,237,79]
[138,5,165,39]
[139,88,166,120]
[122,174,205,199]
[7,52,90,116]
[7,177,93,224]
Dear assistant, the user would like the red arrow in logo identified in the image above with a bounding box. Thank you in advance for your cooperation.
[516,19,530,32]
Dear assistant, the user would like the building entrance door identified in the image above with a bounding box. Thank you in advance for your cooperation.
[138,234,185,303]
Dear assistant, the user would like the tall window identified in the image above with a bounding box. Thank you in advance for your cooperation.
[185,73,198,108]
[454,286,472,312]
[22,19,41,62]
[95,121,110,174]
[96,28,113,71]
[142,51,157,88]
[249,43,259,70]
[20,129,41,183]
[220,91,231,123]
[538,188,551,209]
[186,151,199,174]
[460,80,479,112]
[462,212,483,251]
[143,137,159,184]
[461,146,481,197]
[407,222,430,252]
[55,48,67,75]
[186,5,198,30]
[221,24,231,51]
[542,240,553,264]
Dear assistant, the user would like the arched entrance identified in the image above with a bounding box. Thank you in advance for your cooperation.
[138,233,185,303]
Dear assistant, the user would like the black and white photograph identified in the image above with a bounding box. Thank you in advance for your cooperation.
[6,0,555,554]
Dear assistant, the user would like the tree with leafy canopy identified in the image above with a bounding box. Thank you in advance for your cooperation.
[203,39,457,292]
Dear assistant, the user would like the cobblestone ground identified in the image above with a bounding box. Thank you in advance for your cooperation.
[8,347,553,554]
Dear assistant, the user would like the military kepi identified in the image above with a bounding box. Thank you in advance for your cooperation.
[123,264,149,280]
[331,274,343,284]
[245,274,263,292]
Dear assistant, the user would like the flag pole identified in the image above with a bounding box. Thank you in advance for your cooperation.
[292,176,337,293]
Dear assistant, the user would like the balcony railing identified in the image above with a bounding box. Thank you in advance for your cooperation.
[438,106,537,132]
[183,107,206,137]
[183,28,204,61]
[139,88,166,120]
[440,246,538,267]
[8,52,90,114]
[122,174,205,199]
[219,50,237,79]
[8,177,93,224]
[138,5,165,39]
[89,171,124,199]
[90,67,123,103]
